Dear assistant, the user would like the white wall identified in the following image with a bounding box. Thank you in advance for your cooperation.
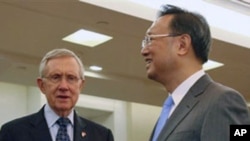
[76,94,128,141]
[27,86,43,114]
[128,102,161,141]
[0,82,28,125]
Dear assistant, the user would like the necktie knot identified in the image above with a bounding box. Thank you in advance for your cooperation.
[56,117,70,127]
[163,95,174,107]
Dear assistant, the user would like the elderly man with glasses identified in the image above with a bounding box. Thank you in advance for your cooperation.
[0,48,114,141]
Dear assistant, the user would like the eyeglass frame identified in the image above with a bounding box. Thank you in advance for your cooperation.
[141,33,182,48]
[42,74,82,84]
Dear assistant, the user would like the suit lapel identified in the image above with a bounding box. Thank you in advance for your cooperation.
[29,107,53,141]
[73,112,87,141]
[157,74,213,141]
[157,93,199,141]
[28,108,88,141]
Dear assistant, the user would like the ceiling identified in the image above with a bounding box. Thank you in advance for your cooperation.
[0,0,249,106]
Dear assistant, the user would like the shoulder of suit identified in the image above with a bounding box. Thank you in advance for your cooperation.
[1,112,37,130]
[77,116,111,131]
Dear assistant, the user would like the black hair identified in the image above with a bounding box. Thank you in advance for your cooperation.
[158,4,212,63]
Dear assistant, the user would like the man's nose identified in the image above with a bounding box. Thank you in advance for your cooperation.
[58,77,69,90]
[141,46,149,56]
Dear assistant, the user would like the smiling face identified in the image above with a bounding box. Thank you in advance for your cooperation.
[141,15,180,84]
[37,56,84,117]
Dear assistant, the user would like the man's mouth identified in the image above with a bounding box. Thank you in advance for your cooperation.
[145,58,152,65]
[57,95,70,99]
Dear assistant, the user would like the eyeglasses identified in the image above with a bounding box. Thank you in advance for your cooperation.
[141,33,182,48]
[43,74,82,84]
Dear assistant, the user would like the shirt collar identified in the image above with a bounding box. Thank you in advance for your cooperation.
[44,104,74,128]
[171,69,205,106]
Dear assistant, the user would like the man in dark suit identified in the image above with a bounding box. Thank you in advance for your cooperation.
[0,48,114,141]
[140,4,250,141]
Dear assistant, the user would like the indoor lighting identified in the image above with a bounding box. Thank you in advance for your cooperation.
[62,29,113,47]
[89,65,103,71]
[203,60,224,71]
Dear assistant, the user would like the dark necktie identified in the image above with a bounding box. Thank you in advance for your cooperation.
[153,95,174,141]
[56,117,71,141]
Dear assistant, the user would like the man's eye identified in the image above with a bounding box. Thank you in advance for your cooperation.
[147,37,154,42]
[146,37,151,42]
[68,75,77,81]
[51,75,61,80]
[149,37,155,41]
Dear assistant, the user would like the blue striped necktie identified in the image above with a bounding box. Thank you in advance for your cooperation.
[153,95,174,141]
[56,117,70,141]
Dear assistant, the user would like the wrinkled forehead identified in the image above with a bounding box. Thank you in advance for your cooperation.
[45,56,80,71]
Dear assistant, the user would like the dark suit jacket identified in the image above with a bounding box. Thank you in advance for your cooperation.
[150,74,250,141]
[0,106,114,141]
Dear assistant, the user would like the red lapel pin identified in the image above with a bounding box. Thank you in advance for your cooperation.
[81,132,86,138]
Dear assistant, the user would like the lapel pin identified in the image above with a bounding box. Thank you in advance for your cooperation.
[81,132,86,138]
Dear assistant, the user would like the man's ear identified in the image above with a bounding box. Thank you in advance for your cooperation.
[177,34,192,56]
[79,79,85,90]
[37,78,46,94]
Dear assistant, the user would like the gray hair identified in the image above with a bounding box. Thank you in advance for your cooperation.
[39,48,85,79]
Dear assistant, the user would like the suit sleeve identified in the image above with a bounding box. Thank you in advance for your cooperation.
[0,124,13,141]
[201,90,250,141]
[107,129,114,141]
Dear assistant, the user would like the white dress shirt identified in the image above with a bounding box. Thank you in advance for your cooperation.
[168,69,205,117]
[44,104,74,141]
